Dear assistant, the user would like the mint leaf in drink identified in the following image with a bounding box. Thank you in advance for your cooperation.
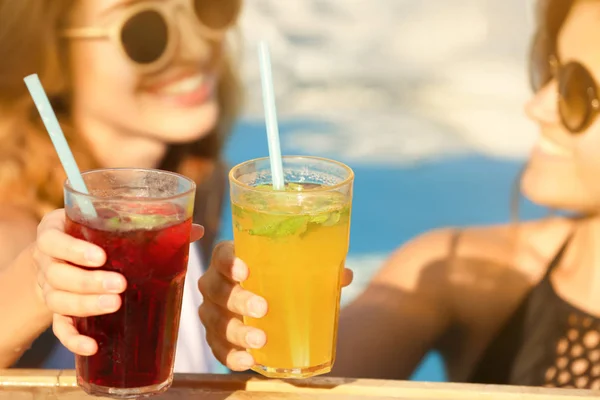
[106,217,122,230]
[273,216,310,237]
[301,206,351,236]
[254,184,274,190]
[233,221,243,232]
[320,211,341,226]
[249,214,310,238]
[308,207,348,227]
[308,214,329,224]
[128,214,172,230]
[232,204,245,218]
[105,214,172,231]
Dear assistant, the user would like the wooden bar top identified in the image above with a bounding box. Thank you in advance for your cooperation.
[1,370,598,399]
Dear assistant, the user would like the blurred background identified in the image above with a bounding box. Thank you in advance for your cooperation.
[219,0,547,381]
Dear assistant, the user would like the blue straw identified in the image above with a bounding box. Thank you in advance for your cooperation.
[258,41,285,190]
[24,74,97,218]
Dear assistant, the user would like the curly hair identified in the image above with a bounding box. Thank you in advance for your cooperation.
[0,0,241,219]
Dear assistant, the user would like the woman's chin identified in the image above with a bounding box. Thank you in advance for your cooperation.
[148,102,220,144]
[521,173,598,215]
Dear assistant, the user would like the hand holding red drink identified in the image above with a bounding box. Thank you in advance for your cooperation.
[32,208,205,357]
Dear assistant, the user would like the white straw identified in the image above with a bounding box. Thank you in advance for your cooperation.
[24,74,97,218]
[258,41,285,190]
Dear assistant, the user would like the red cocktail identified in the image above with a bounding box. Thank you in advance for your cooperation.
[64,169,196,398]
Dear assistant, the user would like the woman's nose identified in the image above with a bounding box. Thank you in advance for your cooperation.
[524,80,561,126]
[175,9,213,63]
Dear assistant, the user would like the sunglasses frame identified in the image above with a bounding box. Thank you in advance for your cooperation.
[530,31,600,134]
[61,0,240,74]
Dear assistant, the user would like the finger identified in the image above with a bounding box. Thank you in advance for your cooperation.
[341,268,353,287]
[45,261,126,294]
[206,334,255,371]
[211,242,248,282]
[37,209,67,232]
[199,303,266,349]
[36,229,106,268]
[52,314,98,356]
[44,290,121,317]
[190,224,205,243]
[199,274,267,318]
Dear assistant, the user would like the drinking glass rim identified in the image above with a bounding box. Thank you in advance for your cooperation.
[229,155,354,193]
[64,167,196,201]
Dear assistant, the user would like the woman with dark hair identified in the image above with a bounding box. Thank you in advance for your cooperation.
[198,0,600,388]
[0,0,242,372]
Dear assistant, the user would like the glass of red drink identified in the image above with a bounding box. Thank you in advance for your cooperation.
[63,168,196,399]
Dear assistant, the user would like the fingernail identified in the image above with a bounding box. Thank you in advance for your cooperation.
[78,340,95,355]
[85,247,104,264]
[245,331,265,349]
[236,352,254,369]
[98,295,119,311]
[248,297,267,318]
[103,277,125,293]
[232,258,247,281]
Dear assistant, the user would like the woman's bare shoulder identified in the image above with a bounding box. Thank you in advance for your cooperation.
[459,218,574,277]
[367,218,574,377]
[371,227,463,291]
[0,207,38,269]
[375,217,573,300]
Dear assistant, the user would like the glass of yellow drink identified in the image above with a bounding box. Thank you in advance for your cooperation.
[229,156,354,379]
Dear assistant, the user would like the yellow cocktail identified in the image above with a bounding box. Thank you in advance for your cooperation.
[229,156,354,379]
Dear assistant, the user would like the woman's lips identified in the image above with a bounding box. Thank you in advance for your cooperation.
[533,136,573,159]
[145,73,216,107]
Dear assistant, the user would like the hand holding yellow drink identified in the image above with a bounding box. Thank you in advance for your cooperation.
[229,156,354,378]
[228,42,354,379]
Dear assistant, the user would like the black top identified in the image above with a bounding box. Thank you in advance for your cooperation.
[469,236,600,389]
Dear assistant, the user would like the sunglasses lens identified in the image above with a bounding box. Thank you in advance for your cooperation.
[194,0,240,30]
[121,10,168,65]
[559,62,595,133]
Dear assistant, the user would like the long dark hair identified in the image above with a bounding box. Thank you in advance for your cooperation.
[531,0,574,65]
[533,0,573,36]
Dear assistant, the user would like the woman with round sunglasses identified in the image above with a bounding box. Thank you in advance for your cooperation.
[0,0,241,372]
[198,0,600,388]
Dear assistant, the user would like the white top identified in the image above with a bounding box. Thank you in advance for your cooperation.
[173,243,220,373]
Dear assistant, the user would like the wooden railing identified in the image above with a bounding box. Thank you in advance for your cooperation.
[1,370,597,399]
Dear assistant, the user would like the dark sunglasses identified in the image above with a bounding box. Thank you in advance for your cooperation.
[530,30,600,134]
[62,0,241,74]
